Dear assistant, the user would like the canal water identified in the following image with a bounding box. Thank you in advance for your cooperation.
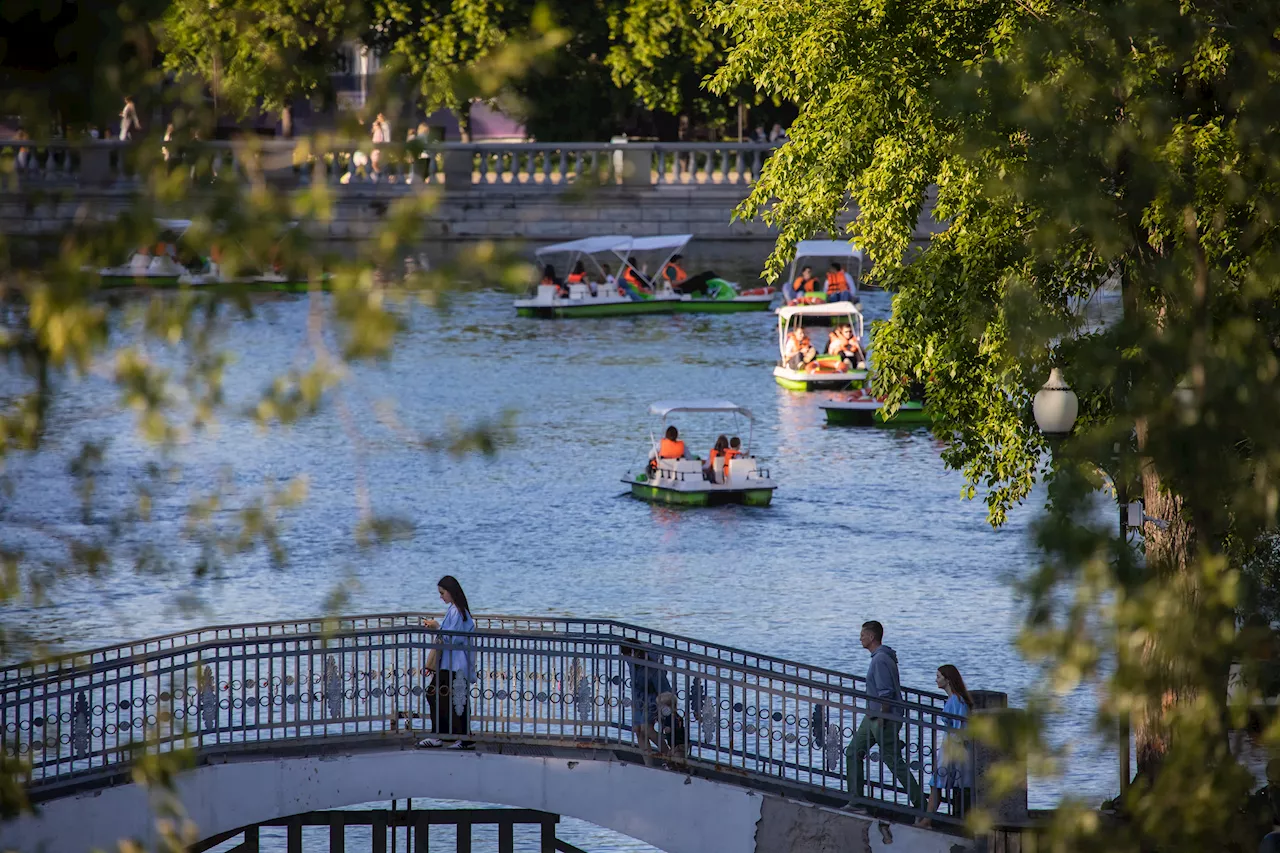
[1,287,1116,850]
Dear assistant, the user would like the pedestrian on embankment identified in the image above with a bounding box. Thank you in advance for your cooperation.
[417,575,476,749]
[846,620,923,810]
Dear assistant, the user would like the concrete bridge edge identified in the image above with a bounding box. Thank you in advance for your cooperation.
[5,750,969,853]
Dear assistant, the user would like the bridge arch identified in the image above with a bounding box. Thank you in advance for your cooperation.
[9,747,959,853]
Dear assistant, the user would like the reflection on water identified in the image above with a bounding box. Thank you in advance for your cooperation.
[3,288,1117,849]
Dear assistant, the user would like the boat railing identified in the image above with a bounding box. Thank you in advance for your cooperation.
[1,616,968,825]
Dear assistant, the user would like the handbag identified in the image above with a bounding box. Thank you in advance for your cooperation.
[425,646,441,673]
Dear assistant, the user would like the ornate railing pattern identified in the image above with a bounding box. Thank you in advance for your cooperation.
[0,141,777,190]
[0,615,971,824]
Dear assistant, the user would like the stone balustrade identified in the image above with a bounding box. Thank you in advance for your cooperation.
[0,139,778,192]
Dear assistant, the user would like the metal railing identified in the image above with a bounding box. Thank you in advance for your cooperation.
[0,614,972,825]
[0,141,778,190]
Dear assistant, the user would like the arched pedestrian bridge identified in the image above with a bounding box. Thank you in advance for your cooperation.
[2,615,993,852]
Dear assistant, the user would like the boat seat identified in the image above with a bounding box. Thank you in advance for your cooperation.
[536,284,559,301]
[568,284,590,300]
[725,457,758,484]
[654,457,702,482]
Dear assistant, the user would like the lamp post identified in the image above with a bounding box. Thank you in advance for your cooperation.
[1033,368,1079,436]
[1032,367,1135,797]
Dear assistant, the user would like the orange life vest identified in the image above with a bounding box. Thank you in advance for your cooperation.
[793,275,816,293]
[567,271,586,284]
[664,262,688,284]
[624,267,649,292]
[659,438,685,458]
[826,271,849,293]
[722,447,742,467]
[540,275,555,286]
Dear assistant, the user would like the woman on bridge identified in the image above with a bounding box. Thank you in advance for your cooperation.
[418,575,477,749]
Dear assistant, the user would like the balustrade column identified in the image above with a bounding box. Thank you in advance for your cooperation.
[442,146,475,191]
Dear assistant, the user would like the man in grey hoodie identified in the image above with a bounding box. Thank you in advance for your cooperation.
[846,620,923,809]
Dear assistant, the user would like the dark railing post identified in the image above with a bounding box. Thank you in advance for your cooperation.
[442,146,473,191]
[540,816,557,853]
[620,144,653,188]
[970,690,1028,825]
[330,812,345,853]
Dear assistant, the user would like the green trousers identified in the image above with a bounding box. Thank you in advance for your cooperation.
[845,717,923,808]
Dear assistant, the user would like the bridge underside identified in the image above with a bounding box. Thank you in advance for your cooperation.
[11,737,968,853]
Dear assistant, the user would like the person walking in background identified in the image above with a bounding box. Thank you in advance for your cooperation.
[417,575,476,748]
[370,112,390,181]
[621,642,672,754]
[917,664,974,827]
[119,96,141,141]
[847,620,923,810]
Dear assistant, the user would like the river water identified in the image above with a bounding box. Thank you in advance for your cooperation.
[1,286,1117,851]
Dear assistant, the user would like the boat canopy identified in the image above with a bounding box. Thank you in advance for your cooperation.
[630,234,693,253]
[793,239,864,261]
[649,400,754,420]
[534,235,630,259]
[776,302,863,320]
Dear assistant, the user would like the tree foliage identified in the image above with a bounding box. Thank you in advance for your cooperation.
[713,0,1280,848]
[156,0,366,124]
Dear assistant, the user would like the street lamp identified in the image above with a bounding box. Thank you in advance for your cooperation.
[1033,368,1079,436]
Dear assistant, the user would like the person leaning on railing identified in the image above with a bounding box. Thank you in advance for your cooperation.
[846,620,924,811]
[417,575,477,749]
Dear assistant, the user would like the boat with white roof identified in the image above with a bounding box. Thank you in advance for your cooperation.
[625,401,776,506]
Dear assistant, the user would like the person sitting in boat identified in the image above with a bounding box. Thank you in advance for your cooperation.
[597,263,618,297]
[825,263,856,303]
[721,436,743,476]
[828,325,866,369]
[566,262,588,288]
[659,426,686,459]
[540,264,565,295]
[705,435,729,482]
[784,266,819,305]
[662,255,689,288]
[621,258,652,299]
[784,328,818,369]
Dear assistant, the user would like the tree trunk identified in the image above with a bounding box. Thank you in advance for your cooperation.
[1132,430,1197,777]
[457,101,473,143]
[281,104,293,140]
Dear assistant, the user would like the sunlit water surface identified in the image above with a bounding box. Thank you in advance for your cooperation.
[2,287,1124,851]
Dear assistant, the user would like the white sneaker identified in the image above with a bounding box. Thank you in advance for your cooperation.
[446,741,465,750]
[416,737,444,748]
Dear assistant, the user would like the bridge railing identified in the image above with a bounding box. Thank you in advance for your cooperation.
[0,615,970,826]
[0,141,778,190]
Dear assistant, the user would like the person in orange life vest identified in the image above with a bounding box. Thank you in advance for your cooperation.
[828,324,865,369]
[784,265,816,304]
[540,264,569,297]
[825,262,856,303]
[720,436,743,478]
[704,435,729,482]
[659,426,686,458]
[784,328,818,369]
[622,257,651,295]
[565,262,587,295]
[662,254,689,287]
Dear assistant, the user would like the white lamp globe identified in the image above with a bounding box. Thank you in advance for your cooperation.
[1033,368,1079,436]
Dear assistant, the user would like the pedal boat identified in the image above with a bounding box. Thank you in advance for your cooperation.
[821,389,934,427]
[626,401,776,507]
[771,239,866,323]
[97,219,195,287]
[773,303,870,391]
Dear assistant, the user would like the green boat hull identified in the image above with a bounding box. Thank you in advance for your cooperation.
[517,300,680,318]
[774,374,867,392]
[100,275,183,289]
[823,403,933,427]
[629,482,774,507]
[673,299,774,314]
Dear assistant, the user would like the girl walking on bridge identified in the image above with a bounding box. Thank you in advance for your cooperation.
[418,575,477,749]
